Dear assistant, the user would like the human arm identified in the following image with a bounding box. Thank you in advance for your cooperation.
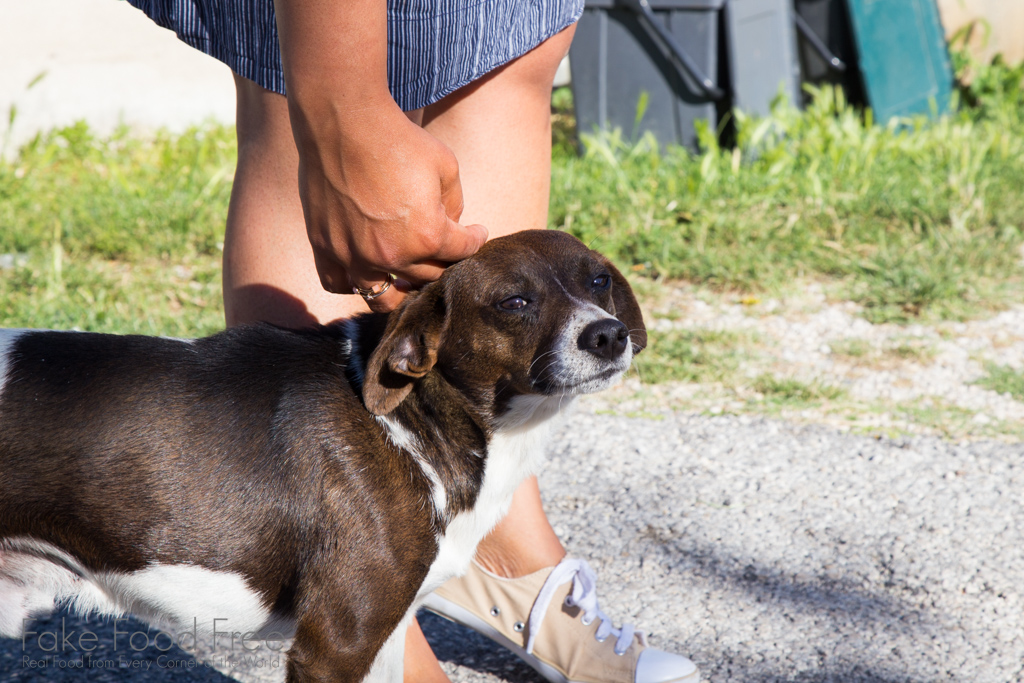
[272,0,488,308]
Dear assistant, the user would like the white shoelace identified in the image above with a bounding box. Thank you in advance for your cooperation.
[525,558,645,657]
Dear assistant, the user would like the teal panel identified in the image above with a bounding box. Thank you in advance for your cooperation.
[845,0,953,122]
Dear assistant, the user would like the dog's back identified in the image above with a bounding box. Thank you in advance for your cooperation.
[0,231,648,682]
[0,325,437,678]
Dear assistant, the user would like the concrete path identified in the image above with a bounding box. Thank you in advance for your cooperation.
[0,0,234,153]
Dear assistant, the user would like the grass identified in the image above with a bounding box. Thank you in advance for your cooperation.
[0,252,224,336]
[974,363,1024,400]
[551,49,1024,324]
[0,47,1022,442]
[3,53,1023,335]
[750,374,845,404]
[831,337,872,359]
[633,328,750,385]
[830,337,936,366]
[1,122,233,336]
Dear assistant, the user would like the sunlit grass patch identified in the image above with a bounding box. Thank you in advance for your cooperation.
[633,328,753,385]
[0,121,235,261]
[974,363,1024,401]
[831,337,873,359]
[830,337,936,367]
[750,374,845,405]
[0,251,224,337]
[551,58,1024,324]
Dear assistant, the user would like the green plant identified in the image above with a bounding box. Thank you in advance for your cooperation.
[634,328,749,385]
[974,363,1024,400]
[950,23,1024,127]
[1,122,235,261]
[0,122,234,336]
[751,374,844,403]
[550,81,1024,323]
[831,338,872,359]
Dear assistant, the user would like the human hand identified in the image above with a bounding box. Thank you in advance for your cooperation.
[273,0,487,312]
[292,102,488,311]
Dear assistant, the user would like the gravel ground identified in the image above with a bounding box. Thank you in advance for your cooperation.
[4,404,1021,683]
[623,285,1024,440]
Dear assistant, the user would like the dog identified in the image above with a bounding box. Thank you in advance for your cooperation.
[0,230,646,682]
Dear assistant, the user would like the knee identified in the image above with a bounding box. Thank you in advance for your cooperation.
[507,22,578,95]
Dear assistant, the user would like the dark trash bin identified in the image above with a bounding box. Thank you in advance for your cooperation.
[722,0,801,117]
[792,0,864,107]
[569,0,727,152]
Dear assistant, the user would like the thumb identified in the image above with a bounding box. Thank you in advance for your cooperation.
[431,218,489,264]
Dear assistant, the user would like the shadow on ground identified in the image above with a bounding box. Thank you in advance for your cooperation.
[0,608,281,682]
[419,610,545,683]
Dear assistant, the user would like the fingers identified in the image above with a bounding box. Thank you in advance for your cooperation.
[398,262,447,285]
[312,243,408,312]
[350,272,408,313]
[312,250,352,295]
[361,279,406,313]
[435,148,488,262]
[303,126,487,306]
[430,218,489,264]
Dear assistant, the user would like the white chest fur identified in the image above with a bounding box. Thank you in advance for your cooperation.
[416,394,571,599]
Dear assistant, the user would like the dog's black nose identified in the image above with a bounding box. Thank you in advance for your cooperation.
[579,319,629,360]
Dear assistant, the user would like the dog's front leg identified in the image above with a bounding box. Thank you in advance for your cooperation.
[284,613,389,683]
[284,604,415,683]
[362,610,414,683]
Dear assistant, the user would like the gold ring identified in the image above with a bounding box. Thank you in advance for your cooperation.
[353,274,395,301]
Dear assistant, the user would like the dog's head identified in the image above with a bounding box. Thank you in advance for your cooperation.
[362,230,646,417]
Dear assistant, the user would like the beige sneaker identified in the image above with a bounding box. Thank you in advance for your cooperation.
[422,558,699,683]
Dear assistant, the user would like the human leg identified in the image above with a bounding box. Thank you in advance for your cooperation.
[224,73,449,683]
[419,24,577,580]
[419,25,699,683]
[225,21,574,577]
[224,73,370,328]
[222,20,696,683]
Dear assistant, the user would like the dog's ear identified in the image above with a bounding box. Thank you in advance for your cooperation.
[363,287,446,415]
[599,255,647,354]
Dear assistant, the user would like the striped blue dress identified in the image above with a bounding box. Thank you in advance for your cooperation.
[126,0,584,111]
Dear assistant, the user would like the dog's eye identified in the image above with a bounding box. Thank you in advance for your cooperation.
[591,274,611,290]
[499,296,529,311]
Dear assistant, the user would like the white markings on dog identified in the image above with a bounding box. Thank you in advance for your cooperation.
[0,537,108,637]
[375,415,448,519]
[104,564,273,636]
[372,396,571,683]
[418,394,570,598]
[0,329,27,400]
[0,537,275,639]
[542,274,633,393]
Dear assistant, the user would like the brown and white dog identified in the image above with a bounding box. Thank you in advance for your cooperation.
[0,230,646,682]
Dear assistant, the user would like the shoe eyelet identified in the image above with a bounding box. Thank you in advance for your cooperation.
[564,596,574,607]
[581,616,594,626]
[490,606,501,617]
[513,621,525,632]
